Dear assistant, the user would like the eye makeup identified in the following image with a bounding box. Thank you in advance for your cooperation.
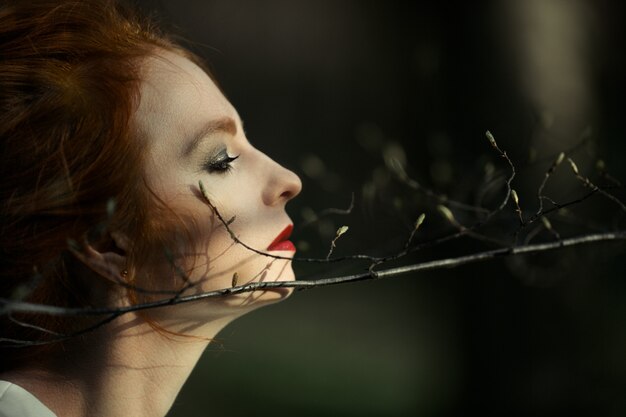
[202,147,239,174]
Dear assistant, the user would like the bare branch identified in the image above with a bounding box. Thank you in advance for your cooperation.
[404,213,426,250]
[326,226,349,260]
[536,152,565,216]
[387,157,490,215]
[568,157,626,213]
[2,230,624,328]
[3,134,625,349]
[298,193,355,230]
[511,189,524,225]
[483,131,516,221]
[199,180,384,264]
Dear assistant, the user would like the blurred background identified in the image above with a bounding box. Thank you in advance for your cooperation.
[134,1,626,416]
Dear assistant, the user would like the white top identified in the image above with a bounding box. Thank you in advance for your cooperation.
[0,381,57,417]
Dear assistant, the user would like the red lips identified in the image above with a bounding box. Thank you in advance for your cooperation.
[267,224,296,252]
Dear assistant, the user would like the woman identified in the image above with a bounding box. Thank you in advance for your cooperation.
[0,1,301,416]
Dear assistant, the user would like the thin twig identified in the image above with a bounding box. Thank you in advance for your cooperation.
[568,157,626,213]
[298,193,355,230]
[326,226,349,260]
[2,230,624,324]
[511,189,524,225]
[536,152,565,216]
[7,313,64,336]
[437,204,509,247]
[388,158,490,215]
[199,180,385,263]
[483,131,516,221]
[4,135,623,348]
[403,213,426,250]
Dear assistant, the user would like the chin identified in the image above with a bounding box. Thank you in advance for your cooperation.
[256,286,294,302]
[254,263,296,302]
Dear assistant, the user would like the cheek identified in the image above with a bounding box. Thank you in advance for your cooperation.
[133,215,295,312]
[183,220,296,293]
[139,177,289,291]
[184,224,256,288]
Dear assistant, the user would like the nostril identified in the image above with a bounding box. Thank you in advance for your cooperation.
[280,189,294,200]
[265,170,301,206]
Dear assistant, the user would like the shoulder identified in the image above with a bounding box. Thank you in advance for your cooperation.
[0,381,57,417]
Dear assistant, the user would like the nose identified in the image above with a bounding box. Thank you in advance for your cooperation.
[261,155,302,207]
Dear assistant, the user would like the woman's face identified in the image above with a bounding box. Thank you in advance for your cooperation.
[132,50,301,318]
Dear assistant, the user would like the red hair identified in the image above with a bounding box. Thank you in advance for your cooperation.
[0,0,201,369]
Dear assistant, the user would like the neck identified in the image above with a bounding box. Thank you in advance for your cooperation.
[0,308,238,417]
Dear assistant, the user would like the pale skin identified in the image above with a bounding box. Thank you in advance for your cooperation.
[0,49,302,417]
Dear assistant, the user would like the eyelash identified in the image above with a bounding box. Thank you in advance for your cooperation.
[204,153,239,174]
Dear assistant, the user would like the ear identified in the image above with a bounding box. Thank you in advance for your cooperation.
[110,230,131,253]
[68,232,130,283]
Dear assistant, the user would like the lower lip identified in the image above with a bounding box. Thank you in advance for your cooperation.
[267,240,296,252]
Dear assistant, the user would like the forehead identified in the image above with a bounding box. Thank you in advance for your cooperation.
[134,49,235,147]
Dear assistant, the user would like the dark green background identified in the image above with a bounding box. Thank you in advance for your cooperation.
[133,1,626,416]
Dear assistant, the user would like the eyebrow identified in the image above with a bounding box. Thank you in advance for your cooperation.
[183,117,238,157]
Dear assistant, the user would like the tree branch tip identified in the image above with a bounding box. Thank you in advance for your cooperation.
[198,180,210,201]
[541,216,553,230]
[511,189,519,205]
[336,226,349,237]
[567,158,580,175]
[485,130,497,148]
[436,205,455,223]
[415,213,426,230]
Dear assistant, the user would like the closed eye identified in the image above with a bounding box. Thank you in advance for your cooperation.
[204,153,239,174]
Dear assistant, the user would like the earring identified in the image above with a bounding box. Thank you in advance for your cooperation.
[121,269,128,278]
